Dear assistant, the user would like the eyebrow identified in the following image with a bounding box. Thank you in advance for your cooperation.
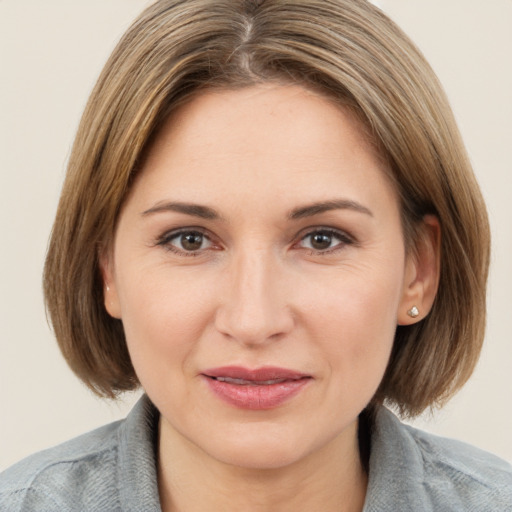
[141,201,221,220]
[141,198,372,221]
[288,199,373,219]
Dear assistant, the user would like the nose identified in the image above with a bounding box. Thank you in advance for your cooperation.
[214,248,295,346]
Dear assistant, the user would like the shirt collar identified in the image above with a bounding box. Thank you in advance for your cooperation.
[117,394,162,512]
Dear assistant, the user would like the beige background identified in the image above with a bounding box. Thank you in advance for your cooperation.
[1,0,511,471]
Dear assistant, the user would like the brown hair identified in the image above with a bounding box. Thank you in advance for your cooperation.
[43,0,490,416]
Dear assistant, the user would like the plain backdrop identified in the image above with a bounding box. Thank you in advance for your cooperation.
[1,0,511,471]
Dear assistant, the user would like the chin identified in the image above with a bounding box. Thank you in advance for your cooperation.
[195,422,336,471]
[212,440,309,471]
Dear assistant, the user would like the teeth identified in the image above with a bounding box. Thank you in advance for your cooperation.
[215,377,287,385]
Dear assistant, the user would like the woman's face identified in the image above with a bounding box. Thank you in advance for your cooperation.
[104,85,418,469]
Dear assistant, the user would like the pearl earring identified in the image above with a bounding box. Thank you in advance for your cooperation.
[407,306,419,318]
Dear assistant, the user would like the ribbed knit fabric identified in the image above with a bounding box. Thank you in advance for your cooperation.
[1,395,511,511]
[363,409,512,511]
[0,396,161,511]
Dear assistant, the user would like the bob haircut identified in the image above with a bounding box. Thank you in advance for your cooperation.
[44,0,490,417]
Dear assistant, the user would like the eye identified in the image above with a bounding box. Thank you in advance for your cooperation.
[298,228,353,253]
[157,229,214,255]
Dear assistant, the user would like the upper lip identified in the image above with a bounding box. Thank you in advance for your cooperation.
[202,366,310,382]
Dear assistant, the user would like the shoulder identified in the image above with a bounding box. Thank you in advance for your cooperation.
[366,407,512,511]
[0,420,123,511]
[405,422,512,506]
[0,395,160,512]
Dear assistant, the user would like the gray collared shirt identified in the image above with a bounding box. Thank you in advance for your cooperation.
[1,395,511,511]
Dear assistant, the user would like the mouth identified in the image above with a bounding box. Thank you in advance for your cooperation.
[201,366,312,410]
[211,376,296,386]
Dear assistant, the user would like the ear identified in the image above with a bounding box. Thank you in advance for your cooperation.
[99,246,122,319]
[397,215,441,325]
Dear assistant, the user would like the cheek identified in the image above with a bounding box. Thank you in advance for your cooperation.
[300,259,403,386]
[115,267,216,371]
[310,299,396,416]
[316,296,396,378]
[303,257,404,334]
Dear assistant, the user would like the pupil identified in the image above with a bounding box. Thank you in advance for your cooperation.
[181,233,203,250]
[311,233,332,250]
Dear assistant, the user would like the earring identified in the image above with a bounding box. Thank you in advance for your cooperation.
[407,306,419,318]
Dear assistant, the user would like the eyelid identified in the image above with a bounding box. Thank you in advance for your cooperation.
[155,226,220,256]
[294,226,355,253]
[156,226,209,243]
[154,225,355,257]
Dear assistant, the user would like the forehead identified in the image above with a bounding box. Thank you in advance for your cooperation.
[150,84,382,165]
[127,84,398,218]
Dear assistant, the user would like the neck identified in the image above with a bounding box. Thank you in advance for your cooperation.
[157,418,368,512]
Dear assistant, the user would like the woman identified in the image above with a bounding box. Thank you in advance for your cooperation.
[1,0,511,510]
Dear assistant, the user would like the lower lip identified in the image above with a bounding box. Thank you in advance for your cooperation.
[203,377,311,410]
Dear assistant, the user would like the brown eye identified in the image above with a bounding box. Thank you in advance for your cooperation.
[158,229,213,254]
[310,232,333,250]
[298,228,353,253]
[180,232,205,251]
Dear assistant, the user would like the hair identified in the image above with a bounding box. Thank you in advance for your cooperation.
[43,0,490,416]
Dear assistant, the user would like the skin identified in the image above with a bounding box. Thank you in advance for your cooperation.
[103,85,439,512]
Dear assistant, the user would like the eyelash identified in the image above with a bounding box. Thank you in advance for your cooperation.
[155,228,215,257]
[155,226,355,257]
[296,228,355,255]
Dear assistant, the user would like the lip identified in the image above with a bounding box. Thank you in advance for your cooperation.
[201,366,312,410]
